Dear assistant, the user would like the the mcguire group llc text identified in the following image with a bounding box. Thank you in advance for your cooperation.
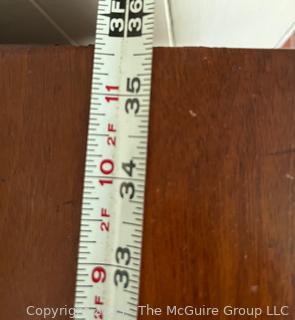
[138,304,290,318]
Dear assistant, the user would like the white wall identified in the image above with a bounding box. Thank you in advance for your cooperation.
[170,0,295,48]
[0,0,294,48]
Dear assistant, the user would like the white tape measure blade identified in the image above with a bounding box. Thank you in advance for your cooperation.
[74,0,155,319]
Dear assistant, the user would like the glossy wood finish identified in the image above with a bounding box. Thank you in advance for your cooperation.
[0,46,294,319]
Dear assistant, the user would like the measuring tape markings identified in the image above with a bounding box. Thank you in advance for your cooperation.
[74,0,155,319]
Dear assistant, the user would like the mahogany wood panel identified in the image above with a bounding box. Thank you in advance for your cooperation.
[0,46,295,319]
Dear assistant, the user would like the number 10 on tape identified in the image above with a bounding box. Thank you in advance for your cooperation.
[74,0,155,319]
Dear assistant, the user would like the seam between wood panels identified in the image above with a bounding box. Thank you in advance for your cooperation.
[29,0,78,45]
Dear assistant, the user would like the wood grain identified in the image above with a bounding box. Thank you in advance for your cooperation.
[0,46,294,319]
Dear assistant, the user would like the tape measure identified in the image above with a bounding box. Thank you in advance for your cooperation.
[74,0,155,319]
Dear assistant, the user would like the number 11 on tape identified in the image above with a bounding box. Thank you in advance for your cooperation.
[74,0,155,319]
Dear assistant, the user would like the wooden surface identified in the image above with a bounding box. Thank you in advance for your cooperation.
[0,46,295,319]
